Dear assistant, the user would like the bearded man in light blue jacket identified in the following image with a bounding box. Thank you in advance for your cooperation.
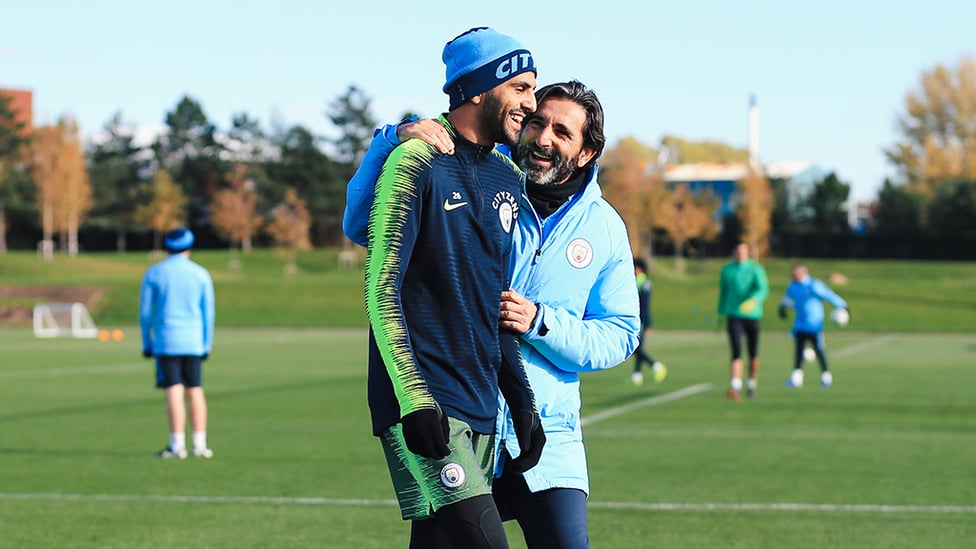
[344,80,639,549]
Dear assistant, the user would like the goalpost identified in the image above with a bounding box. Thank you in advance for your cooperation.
[33,302,99,339]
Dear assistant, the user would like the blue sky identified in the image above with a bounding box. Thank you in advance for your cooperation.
[3,0,973,200]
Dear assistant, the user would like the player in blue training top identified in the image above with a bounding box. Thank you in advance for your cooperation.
[139,227,215,459]
[363,27,544,549]
[778,263,849,388]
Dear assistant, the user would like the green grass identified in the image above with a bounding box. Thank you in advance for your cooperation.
[2,250,976,330]
[1,327,974,548]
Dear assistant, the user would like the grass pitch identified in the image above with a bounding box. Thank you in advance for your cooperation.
[1,327,973,548]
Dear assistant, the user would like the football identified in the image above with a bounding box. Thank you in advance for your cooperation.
[830,308,850,326]
[803,347,816,362]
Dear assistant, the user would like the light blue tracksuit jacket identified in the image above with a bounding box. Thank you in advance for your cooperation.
[139,253,215,356]
[344,125,640,496]
[780,275,846,334]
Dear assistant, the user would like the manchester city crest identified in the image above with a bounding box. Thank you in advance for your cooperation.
[566,238,593,269]
[439,463,466,489]
[492,191,519,233]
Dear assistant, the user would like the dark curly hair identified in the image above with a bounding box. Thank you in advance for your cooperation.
[533,80,606,169]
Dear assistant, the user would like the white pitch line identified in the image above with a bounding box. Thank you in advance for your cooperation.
[590,501,976,514]
[581,383,713,427]
[832,334,896,358]
[0,363,146,380]
[0,492,397,507]
[1,493,972,514]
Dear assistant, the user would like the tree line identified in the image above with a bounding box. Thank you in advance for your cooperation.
[0,86,376,261]
[0,55,974,263]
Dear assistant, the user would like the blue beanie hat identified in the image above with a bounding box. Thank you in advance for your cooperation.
[442,27,536,111]
[163,227,195,253]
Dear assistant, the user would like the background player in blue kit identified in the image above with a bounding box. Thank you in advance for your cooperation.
[779,263,849,389]
[139,227,215,459]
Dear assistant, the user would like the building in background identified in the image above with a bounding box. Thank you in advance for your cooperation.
[0,87,33,135]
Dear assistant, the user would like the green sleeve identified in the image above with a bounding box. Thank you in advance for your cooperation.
[364,140,438,418]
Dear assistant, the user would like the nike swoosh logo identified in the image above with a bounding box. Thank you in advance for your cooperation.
[443,199,469,211]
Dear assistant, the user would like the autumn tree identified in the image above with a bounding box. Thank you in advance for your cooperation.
[209,163,262,252]
[265,125,341,245]
[29,125,58,258]
[53,119,93,255]
[135,169,186,251]
[265,187,312,274]
[29,118,93,257]
[885,56,976,201]
[656,183,720,274]
[736,168,773,258]
[599,137,662,258]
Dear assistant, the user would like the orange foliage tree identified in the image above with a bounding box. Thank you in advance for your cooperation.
[209,163,262,252]
[29,118,92,258]
[134,169,187,251]
[656,183,720,274]
[265,188,312,273]
[736,168,773,259]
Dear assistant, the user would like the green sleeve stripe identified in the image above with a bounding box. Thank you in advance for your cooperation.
[365,141,437,417]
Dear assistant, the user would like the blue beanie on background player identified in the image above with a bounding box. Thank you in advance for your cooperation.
[442,27,536,111]
[163,227,194,254]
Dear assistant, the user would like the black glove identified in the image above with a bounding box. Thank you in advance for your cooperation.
[201,353,209,361]
[508,409,546,473]
[401,405,451,460]
[778,305,788,319]
[142,349,153,358]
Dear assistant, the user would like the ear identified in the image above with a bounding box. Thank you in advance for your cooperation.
[469,93,485,106]
[576,147,597,168]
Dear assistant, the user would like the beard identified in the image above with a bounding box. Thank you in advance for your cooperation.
[479,92,522,147]
[516,142,578,186]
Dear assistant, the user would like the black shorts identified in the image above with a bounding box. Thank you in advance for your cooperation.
[726,317,760,360]
[155,355,204,388]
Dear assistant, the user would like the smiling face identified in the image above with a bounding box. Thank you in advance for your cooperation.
[514,97,597,186]
[478,73,537,147]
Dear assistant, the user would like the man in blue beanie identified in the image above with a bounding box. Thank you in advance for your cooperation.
[140,227,215,459]
[363,27,544,549]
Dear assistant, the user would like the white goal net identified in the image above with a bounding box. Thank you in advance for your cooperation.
[33,302,99,339]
